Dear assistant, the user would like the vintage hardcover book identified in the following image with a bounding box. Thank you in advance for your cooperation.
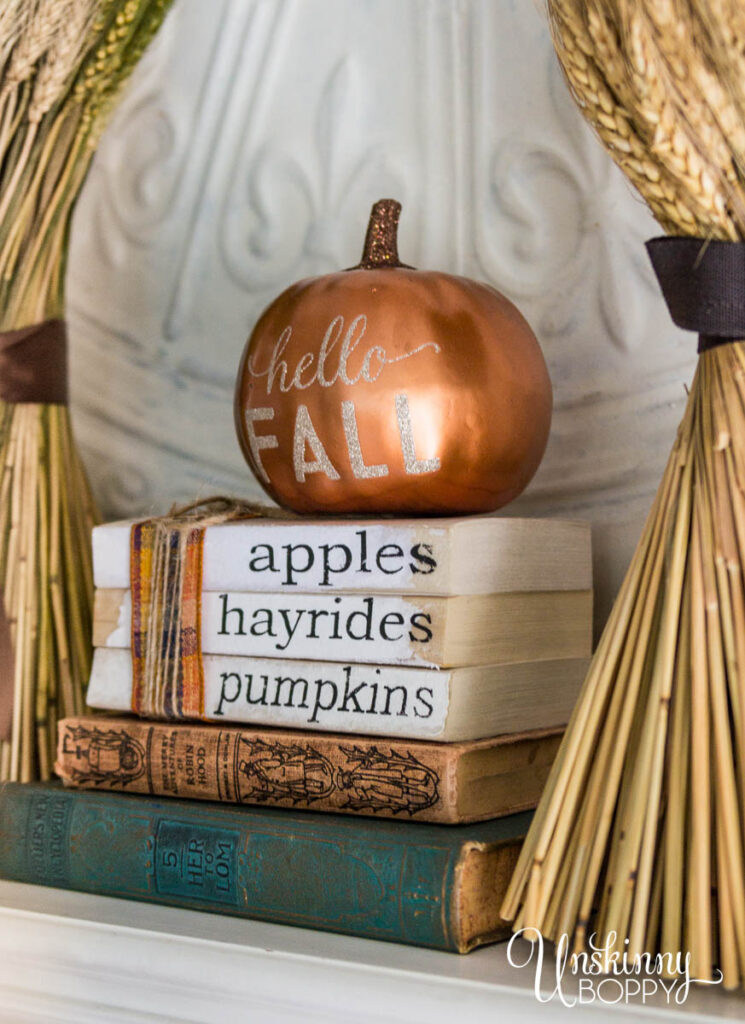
[0,782,531,952]
[93,515,592,596]
[93,587,593,668]
[86,647,589,740]
[55,715,563,824]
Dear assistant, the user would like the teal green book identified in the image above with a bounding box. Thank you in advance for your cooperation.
[0,782,530,952]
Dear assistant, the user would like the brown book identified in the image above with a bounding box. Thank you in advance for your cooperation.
[56,715,562,824]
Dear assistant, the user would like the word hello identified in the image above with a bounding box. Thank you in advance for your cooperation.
[217,594,433,652]
[248,314,440,395]
[246,530,437,587]
[244,314,442,484]
[213,665,435,724]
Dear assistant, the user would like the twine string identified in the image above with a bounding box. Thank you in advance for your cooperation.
[129,498,289,719]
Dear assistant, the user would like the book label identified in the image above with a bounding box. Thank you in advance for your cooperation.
[102,590,442,665]
[86,649,453,738]
[203,657,450,735]
[204,522,443,591]
[155,820,239,905]
[205,592,436,662]
[27,790,71,888]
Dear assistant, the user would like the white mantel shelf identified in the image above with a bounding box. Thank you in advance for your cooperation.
[0,882,744,1024]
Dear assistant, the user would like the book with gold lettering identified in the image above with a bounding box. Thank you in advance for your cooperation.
[0,781,531,951]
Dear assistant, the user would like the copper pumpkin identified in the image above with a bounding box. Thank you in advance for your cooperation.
[235,200,552,515]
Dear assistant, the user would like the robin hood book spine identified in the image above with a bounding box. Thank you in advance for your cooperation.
[55,716,562,824]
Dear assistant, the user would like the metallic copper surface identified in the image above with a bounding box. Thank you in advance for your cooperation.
[235,202,552,516]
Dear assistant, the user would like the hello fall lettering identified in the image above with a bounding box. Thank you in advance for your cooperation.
[243,314,441,484]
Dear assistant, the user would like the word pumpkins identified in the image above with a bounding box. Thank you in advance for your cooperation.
[235,199,552,515]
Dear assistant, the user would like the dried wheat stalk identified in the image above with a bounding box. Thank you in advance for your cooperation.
[0,0,173,782]
[502,0,745,989]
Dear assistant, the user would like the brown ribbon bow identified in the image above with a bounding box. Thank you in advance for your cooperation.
[0,318,68,741]
[0,318,68,404]
[646,237,745,352]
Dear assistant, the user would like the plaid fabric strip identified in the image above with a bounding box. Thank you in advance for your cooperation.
[129,520,206,719]
[130,520,156,715]
[160,529,182,719]
[180,526,205,718]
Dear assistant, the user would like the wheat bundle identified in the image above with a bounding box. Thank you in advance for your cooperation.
[502,0,745,989]
[0,0,173,783]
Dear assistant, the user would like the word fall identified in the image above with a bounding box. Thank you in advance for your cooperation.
[244,392,441,485]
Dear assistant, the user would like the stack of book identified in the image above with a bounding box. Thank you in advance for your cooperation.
[0,514,593,953]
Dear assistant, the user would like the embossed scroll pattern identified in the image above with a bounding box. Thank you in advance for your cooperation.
[66,0,695,623]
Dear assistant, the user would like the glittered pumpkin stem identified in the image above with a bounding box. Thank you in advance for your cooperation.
[358,199,408,269]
